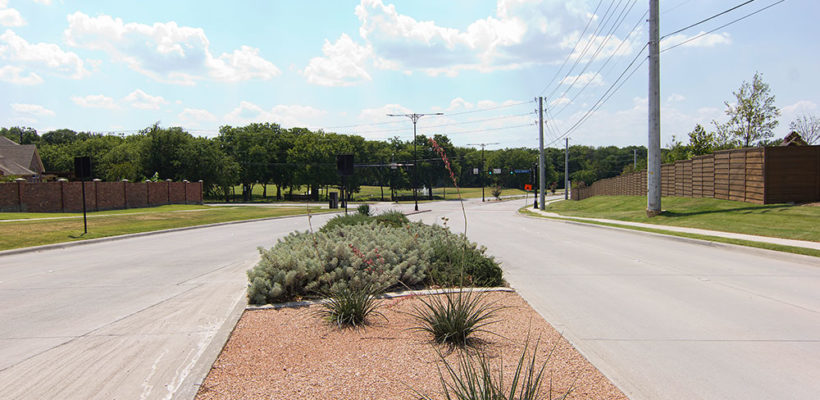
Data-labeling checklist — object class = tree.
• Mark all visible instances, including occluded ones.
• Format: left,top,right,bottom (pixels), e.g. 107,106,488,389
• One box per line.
720,72,780,147
789,113,820,144
687,124,716,156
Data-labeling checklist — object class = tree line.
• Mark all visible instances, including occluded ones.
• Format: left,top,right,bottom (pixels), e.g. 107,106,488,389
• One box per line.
0,123,657,200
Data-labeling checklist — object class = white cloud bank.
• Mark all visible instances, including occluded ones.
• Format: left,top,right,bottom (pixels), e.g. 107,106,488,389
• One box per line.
0,29,89,82
12,103,54,117
64,12,281,85
0,0,24,27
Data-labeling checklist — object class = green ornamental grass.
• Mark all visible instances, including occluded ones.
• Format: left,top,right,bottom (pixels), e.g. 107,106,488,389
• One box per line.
318,284,385,328
418,336,574,400
411,290,502,347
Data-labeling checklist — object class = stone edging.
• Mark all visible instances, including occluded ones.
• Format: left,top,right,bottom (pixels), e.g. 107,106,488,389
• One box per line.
246,287,515,310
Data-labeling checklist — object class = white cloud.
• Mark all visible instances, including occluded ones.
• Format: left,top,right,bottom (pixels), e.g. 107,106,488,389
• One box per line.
0,6,24,27
0,29,88,79
0,64,42,84
781,100,817,116
549,97,570,107
667,94,685,103
11,103,54,117
346,0,634,77
660,31,731,50
71,94,118,109
64,12,280,85
178,108,217,123
224,101,327,128
123,89,167,110
302,33,372,87
560,72,603,87
31,0,52,4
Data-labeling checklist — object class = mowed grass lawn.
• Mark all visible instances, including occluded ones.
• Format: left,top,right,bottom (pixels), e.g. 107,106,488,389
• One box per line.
546,196,820,242
0,204,322,251
216,184,528,202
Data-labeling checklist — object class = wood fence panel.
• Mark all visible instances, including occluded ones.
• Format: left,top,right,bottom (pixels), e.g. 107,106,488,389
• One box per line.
729,150,746,202
745,149,765,204
683,160,693,197
714,152,730,200
702,154,715,198
764,146,820,204
692,158,703,197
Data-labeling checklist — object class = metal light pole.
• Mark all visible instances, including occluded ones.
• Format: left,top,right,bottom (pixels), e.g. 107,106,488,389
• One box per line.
467,142,499,202
387,112,443,211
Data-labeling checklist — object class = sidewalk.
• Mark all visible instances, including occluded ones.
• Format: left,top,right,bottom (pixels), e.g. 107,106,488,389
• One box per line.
527,206,820,251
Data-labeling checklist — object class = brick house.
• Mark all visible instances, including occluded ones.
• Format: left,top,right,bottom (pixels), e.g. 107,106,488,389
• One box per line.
0,136,45,181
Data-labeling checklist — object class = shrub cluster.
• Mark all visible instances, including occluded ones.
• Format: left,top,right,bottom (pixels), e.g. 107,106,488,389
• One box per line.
247,219,502,305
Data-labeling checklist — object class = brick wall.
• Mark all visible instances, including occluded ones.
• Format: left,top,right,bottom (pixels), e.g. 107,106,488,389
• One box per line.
0,181,203,212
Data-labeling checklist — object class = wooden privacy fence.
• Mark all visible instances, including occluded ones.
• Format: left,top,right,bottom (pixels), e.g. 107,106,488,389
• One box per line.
572,146,820,204
0,180,203,212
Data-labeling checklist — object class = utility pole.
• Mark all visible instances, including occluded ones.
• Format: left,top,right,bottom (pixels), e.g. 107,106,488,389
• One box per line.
647,0,662,216
387,112,443,211
564,137,569,200
538,97,546,210
467,142,499,202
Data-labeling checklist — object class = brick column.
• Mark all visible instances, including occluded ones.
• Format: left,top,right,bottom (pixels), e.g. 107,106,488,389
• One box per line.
183,180,189,205
122,179,128,209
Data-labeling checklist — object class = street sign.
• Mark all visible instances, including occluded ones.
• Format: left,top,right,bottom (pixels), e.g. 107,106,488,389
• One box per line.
514,169,531,174
473,168,479,175
493,168,501,174
524,184,532,191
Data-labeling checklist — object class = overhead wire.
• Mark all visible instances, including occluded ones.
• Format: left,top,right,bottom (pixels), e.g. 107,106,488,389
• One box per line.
661,0,785,53
548,0,639,107
539,0,604,95
660,0,756,40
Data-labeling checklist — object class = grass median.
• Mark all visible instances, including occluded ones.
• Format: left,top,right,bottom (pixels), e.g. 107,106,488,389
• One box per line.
0,204,325,251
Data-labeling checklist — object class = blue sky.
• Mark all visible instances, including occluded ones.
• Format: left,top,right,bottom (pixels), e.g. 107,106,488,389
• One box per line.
1,0,817,150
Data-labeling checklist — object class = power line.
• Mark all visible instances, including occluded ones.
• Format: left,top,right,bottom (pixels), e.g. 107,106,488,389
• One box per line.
661,0,756,39
549,0,640,106
543,0,627,102
661,0,785,53
539,0,604,95
551,5,647,118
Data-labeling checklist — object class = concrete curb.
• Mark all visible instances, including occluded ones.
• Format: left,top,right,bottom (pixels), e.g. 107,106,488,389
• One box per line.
0,210,343,258
518,209,819,264
172,288,249,400
247,287,515,310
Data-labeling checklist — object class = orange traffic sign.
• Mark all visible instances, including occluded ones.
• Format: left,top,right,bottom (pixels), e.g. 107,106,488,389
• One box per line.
524,184,532,191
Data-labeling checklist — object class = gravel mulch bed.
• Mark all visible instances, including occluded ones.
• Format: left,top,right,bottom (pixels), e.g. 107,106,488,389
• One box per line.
196,291,626,399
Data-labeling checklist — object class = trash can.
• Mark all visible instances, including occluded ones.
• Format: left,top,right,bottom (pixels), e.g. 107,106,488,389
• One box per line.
329,192,338,209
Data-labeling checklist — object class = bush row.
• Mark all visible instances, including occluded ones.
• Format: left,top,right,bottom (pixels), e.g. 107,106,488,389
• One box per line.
247,215,502,305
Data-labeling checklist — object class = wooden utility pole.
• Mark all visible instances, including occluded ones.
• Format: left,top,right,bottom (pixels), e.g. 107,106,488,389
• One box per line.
538,97,546,210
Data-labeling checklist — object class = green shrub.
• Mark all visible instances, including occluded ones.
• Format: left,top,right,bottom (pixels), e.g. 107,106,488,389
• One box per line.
429,240,503,287
411,290,501,347
416,337,572,400
318,284,384,328
492,185,503,200
248,221,450,304
319,213,371,233
357,204,371,216
374,210,409,227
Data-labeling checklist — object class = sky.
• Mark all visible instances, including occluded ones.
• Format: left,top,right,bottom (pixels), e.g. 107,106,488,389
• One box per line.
1,0,818,151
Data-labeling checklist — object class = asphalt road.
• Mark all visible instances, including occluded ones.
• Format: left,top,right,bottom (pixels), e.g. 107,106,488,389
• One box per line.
405,198,820,400
1,198,818,400
0,211,339,400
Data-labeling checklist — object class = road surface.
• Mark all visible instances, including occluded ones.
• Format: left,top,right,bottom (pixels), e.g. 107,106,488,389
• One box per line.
2,198,818,399
405,198,820,400
0,211,338,400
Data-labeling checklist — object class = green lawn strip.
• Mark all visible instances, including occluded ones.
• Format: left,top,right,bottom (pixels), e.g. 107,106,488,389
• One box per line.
519,208,820,258
0,204,213,221
213,184,527,202
0,206,325,251
545,196,820,242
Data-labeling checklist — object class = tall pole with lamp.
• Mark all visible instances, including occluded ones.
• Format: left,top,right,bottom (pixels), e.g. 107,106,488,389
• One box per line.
387,112,443,211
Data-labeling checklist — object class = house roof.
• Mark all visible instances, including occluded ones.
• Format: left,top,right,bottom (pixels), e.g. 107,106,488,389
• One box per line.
0,136,19,146
781,131,809,146
0,144,44,177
